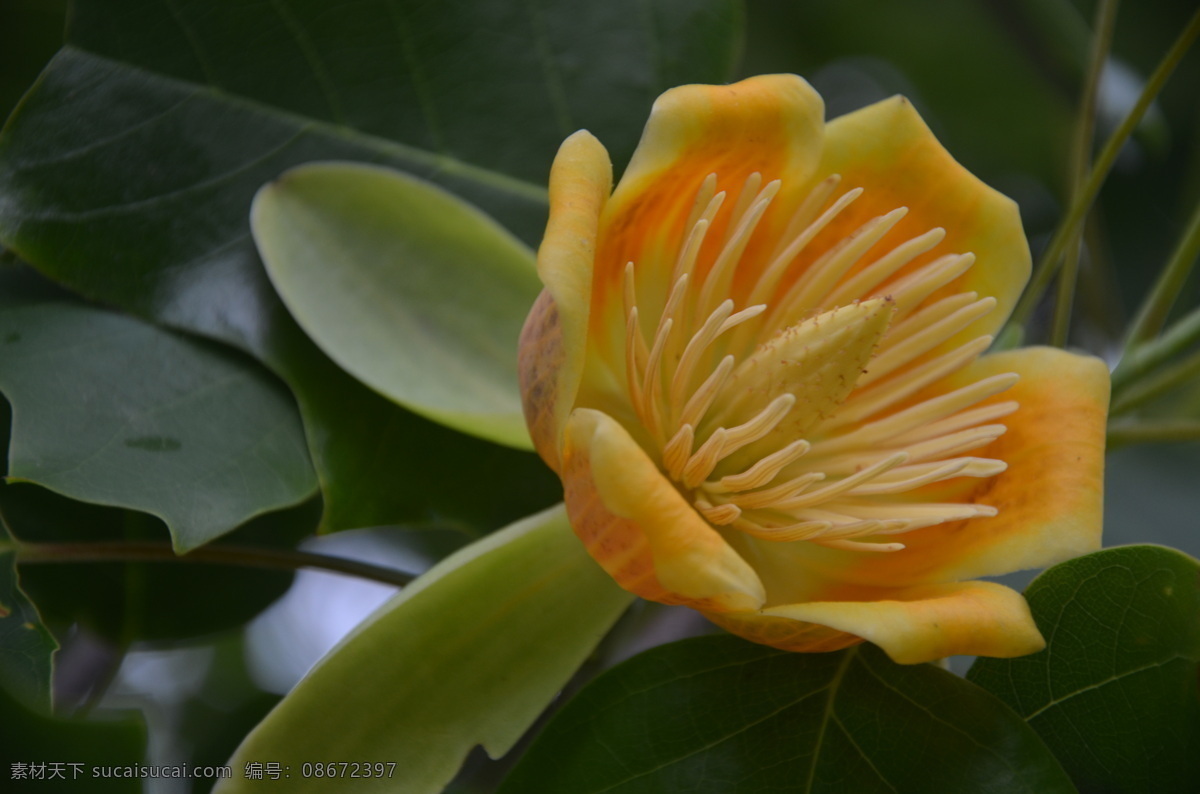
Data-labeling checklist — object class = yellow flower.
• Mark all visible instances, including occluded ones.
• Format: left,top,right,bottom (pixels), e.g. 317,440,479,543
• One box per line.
518,75,1109,664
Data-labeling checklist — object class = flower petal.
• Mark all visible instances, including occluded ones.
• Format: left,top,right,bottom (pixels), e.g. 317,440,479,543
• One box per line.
834,346,1109,588
562,408,766,612
721,580,1045,664
582,75,826,385
813,96,1030,350
519,131,613,467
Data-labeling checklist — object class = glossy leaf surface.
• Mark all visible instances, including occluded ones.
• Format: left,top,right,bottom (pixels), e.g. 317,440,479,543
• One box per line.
502,635,1076,793
220,506,633,794
253,163,540,448
969,545,1200,793
0,0,739,531
0,299,316,552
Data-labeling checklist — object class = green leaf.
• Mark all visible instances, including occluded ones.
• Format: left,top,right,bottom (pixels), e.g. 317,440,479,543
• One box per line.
0,515,57,714
219,505,633,794
501,636,1076,794
1,685,146,792
252,163,540,448
0,0,741,529
4,482,320,643
968,545,1200,793
0,298,317,552
280,347,560,534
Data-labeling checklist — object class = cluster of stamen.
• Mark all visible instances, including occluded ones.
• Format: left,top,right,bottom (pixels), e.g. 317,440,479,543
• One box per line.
621,172,1015,553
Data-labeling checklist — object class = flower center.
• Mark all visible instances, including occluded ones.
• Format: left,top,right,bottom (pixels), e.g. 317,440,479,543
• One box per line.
621,172,1015,553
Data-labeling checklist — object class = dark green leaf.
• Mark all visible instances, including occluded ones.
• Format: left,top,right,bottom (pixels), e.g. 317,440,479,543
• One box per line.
0,0,740,531
0,298,316,552
0,512,57,714
0,685,146,792
968,545,1200,793
4,482,320,643
501,635,1076,794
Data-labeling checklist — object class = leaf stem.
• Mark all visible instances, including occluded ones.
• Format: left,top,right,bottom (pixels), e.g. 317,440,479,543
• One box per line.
11,541,416,588
1112,302,1200,394
1108,420,1200,447
1110,347,1200,416
1122,196,1200,351
1050,0,1118,348
1004,6,1200,339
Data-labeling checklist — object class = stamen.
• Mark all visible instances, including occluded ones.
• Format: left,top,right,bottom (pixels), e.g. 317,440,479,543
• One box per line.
770,207,909,326
895,423,1008,464
748,186,864,308
715,393,796,461
847,458,1005,495
672,192,726,285
694,498,742,525
825,335,992,430
670,300,735,410
708,439,811,493
767,453,908,511
662,424,695,481
681,427,728,489
723,173,764,243
697,180,781,315
677,355,735,430
722,471,825,510
766,174,843,262
890,401,1018,446
825,227,946,307
822,500,998,527
622,261,637,315
624,306,646,417
640,317,673,441
683,173,718,235
672,219,711,287
882,292,982,349
670,301,765,411
858,297,996,387
883,252,977,319
811,538,905,553
733,516,834,542
814,373,1018,456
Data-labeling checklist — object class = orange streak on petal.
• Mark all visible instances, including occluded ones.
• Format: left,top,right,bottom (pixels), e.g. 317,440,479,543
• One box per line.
834,347,1109,588
562,408,766,613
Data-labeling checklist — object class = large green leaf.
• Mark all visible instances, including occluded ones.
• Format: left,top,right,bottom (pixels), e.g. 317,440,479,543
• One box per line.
500,636,1076,794
252,163,540,448
0,298,316,552
0,514,56,714
968,545,1200,793
219,506,633,794
0,0,741,531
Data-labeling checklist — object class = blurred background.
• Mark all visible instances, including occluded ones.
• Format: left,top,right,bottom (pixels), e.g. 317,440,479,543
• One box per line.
2,0,1198,791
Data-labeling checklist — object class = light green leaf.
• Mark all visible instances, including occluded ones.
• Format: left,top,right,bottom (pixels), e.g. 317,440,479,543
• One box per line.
0,298,317,552
219,505,633,793
252,163,540,448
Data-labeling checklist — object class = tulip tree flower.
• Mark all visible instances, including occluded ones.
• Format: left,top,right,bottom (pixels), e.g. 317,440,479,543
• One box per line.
518,74,1109,665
